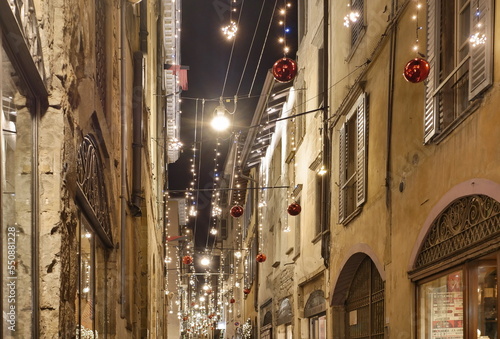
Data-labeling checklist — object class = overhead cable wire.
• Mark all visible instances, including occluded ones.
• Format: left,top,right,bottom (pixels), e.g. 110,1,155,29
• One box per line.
236,0,267,96
248,0,278,96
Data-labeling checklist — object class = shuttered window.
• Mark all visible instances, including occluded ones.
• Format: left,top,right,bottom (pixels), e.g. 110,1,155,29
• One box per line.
424,0,493,143
339,93,367,223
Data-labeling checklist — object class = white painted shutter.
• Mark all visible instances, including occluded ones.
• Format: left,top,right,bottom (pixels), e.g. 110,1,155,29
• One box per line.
423,0,437,143
355,94,367,207
469,0,493,100
338,124,347,222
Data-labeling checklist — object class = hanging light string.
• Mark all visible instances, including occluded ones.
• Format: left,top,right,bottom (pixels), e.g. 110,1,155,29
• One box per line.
188,99,200,218
278,1,292,56
192,99,205,243
411,2,424,55
221,0,246,97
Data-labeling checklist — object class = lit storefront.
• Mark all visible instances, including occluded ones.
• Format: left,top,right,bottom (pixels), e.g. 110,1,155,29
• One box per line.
1,0,47,336
409,181,500,338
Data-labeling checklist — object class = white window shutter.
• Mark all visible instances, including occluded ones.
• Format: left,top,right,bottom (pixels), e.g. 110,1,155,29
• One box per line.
424,0,437,143
338,124,347,222
469,0,493,100
355,94,367,207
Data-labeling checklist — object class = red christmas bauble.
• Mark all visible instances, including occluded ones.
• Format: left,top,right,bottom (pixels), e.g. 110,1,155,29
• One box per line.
243,288,251,295
272,57,298,83
183,316,189,321
182,255,193,265
403,58,430,83
287,202,302,216
256,253,267,263
230,298,236,304
230,205,244,218
206,289,213,294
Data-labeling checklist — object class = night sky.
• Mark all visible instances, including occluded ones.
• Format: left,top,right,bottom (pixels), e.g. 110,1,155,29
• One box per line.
168,0,297,250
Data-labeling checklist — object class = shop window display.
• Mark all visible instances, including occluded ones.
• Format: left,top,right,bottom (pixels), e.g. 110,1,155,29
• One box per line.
1,44,34,338
418,259,498,338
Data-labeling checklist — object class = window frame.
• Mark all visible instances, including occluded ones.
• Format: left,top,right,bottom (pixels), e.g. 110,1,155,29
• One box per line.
338,93,367,224
416,253,500,338
424,0,493,143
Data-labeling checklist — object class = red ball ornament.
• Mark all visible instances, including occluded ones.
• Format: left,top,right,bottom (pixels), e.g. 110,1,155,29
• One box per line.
206,289,213,294
272,57,298,83
183,316,189,321
182,255,193,265
230,298,236,304
256,253,267,263
403,57,430,83
243,288,251,295
230,205,244,218
287,202,302,216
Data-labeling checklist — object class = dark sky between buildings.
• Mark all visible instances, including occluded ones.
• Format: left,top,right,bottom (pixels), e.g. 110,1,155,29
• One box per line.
168,0,297,250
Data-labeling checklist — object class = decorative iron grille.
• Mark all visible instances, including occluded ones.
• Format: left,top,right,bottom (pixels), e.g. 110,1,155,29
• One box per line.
415,195,500,269
76,135,112,246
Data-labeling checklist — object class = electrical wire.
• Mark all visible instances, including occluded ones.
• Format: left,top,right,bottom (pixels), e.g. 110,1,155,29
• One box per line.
249,0,278,96
235,0,267,96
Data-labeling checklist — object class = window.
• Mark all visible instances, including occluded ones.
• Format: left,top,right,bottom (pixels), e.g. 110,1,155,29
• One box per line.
317,47,324,108
1,43,35,338
411,194,500,338
75,135,112,338
339,93,367,223
309,314,326,339
350,0,365,47
424,0,493,143
315,177,322,236
417,257,498,338
77,216,108,338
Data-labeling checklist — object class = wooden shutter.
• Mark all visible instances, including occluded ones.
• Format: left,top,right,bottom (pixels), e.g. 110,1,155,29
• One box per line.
423,0,437,143
468,0,493,100
338,124,347,222
355,94,367,207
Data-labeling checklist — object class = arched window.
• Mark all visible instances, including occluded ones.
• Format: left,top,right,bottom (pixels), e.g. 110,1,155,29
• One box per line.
410,194,500,338
75,134,112,338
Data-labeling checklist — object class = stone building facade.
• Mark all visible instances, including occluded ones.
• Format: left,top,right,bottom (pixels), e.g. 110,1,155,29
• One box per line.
1,0,181,337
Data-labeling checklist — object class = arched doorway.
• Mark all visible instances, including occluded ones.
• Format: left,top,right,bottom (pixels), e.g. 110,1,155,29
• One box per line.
330,253,385,338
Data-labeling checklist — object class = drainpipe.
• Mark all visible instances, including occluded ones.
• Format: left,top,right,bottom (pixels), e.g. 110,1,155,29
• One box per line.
321,0,330,267
120,0,128,319
131,51,143,217
386,1,397,208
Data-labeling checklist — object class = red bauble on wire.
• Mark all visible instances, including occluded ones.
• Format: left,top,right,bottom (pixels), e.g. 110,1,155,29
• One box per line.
182,255,193,265
403,57,430,83
272,57,298,83
230,205,244,218
287,202,302,216
229,298,236,304
243,288,251,295
256,253,267,263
